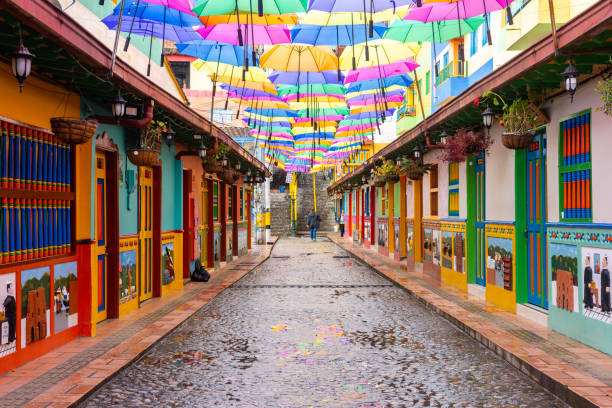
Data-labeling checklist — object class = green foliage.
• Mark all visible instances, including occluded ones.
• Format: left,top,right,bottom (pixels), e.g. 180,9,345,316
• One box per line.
482,90,539,134
595,77,612,116
487,245,512,259
551,254,578,284
21,272,51,312
214,144,230,161
372,159,399,177
399,157,434,175
54,273,77,294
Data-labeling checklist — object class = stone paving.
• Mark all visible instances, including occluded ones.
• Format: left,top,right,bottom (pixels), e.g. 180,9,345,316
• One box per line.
81,237,566,407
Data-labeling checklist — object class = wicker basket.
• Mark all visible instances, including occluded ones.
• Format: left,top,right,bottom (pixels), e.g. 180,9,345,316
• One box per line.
218,171,236,185
373,176,386,187
385,174,400,183
407,170,425,181
50,117,98,145
203,161,224,175
127,149,160,167
502,132,534,150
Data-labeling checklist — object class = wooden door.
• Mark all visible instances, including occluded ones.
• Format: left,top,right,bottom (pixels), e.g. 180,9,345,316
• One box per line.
475,153,486,286
139,167,153,302
95,152,108,323
527,131,548,308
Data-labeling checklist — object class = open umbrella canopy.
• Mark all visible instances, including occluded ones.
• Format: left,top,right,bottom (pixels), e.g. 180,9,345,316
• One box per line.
192,0,307,16
211,75,278,93
276,83,346,96
283,94,345,103
102,15,201,42
268,70,344,85
340,40,420,69
111,2,201,26
385,16,485,42
290,23,387,46
347,95,405,106
197,23,290,45
344,59,419,82
403,0,513,22
199,12,298,25
232,99,290,109
346,73,413,92
142,0,196,14
297,107,350,117
220,83,278,98
176,41,257,65
299,9,407,25
199,63,269,81
246,108,298,117
260,45,338,72
308,0,414,13
346,88,405,102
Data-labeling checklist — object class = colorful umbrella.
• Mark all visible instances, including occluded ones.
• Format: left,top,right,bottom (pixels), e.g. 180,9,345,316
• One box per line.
404,0,513,22
268,70,344,85
176,41,258,66
199,12,297,25
340,40,420,70
346,74,413,93
192,0,307,16
299,9,407,25
290,23,387,45
384,16,485,43
260,45,338,72
344,59,419,82
276,83,346,96
197,23,290,45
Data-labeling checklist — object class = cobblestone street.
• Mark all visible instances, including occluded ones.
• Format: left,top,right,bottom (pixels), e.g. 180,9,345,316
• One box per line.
81,237,566,407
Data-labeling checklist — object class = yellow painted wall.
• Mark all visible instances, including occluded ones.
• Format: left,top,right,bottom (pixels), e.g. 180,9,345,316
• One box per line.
161,231,184,296
119,237,140,317
485,224,516,313
441,222,468,292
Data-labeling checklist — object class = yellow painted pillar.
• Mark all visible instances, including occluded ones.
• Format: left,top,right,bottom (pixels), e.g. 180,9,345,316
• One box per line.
414,179,423,263
400,177,407,258
388,182,394,255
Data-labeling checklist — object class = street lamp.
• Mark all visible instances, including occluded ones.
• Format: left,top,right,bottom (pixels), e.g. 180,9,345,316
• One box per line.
561,62,579,103
11,38,34,93
439,131,448,145
482,106,494,134
395,156,403,167
235,162,241,171
199,146,207,158
414,148,421,159
165,126,175,147
112,91,127,122
222,155,228,167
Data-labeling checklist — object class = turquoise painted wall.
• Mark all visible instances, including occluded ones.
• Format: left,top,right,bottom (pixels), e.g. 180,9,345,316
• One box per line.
79,0,163,67
160,143,183,231
547,226,612,355
82,98,139,238
394,182,401,218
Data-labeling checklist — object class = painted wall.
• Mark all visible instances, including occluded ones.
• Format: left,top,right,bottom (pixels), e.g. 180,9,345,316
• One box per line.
485,125,516,222
161,143,183,231
543,79,611,224
438,160,449,218
406,179,414,219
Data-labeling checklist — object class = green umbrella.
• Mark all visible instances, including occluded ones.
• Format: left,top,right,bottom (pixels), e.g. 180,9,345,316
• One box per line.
383,16,485,43
297,107,350,117
277,83,347,96
192,0,307,16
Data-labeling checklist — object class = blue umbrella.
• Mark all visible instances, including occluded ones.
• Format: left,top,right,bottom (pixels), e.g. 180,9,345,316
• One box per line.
245,108,298,118
344,109,396,121
102,15,201,75
346,74,413,93
112,2,201,26
176,41,258,66
268,70,344,86
290,23,387,46
244,119,293,128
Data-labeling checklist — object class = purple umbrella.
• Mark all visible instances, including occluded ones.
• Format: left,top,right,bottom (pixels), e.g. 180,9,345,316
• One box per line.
268,70,345,85
344,59,419,83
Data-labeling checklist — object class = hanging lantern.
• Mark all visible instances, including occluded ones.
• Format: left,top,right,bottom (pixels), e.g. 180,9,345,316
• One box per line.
112,91,127,122
165,126,175,147
235,162,241,171
414,149,421,159
11,38,34,93
395,156,403,167
482,107,494,132
199,146,207,158
561,62,579,103
222,155,228,167
440,131,448,145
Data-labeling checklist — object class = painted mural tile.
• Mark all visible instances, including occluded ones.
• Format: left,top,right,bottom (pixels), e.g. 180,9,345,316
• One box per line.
53,262,78,334
20,266,51,348
454,232,465,274
0,272,17,357
487,237,513,290
432,230,441,266
162,243,176,286
550,243,579,313
423,228,432,262
582,247,612,324
442,231,453,269
119,250,138,304
406,226,414,257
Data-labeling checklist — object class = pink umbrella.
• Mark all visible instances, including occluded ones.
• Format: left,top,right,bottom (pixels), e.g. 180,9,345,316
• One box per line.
345,59,419,83
294,115,345,122
143,0,195,15
229,92,283,101
282,93,345,102
347,95,405,106
197,24,290,45
404,0,514,22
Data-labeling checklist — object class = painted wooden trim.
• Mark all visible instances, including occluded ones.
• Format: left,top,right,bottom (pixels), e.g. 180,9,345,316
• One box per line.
514,148,528,304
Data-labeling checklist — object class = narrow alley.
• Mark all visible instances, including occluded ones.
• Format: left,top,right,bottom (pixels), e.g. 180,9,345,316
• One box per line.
81,238,565,407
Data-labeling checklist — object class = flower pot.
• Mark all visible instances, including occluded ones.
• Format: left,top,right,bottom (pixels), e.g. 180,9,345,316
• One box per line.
385,174,400,183
218,170,237,185
407,170,425,181
203,161,224,175
127,149,160,167
502,132,533,150
50,117,98,145
373,176,386,187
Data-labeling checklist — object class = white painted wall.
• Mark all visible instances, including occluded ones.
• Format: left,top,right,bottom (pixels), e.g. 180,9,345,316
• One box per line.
485,124,515,222
406,178,414,218
542,79,612,224
438,160,449,218
459,161,468,219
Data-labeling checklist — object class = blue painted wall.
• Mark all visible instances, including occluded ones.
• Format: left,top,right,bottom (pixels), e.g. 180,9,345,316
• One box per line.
160,143,183,231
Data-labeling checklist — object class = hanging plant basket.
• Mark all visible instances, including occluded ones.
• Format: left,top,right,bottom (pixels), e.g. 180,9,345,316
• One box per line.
217,170,237,185
385,174,400,183
502,131,534,150
50,117,98,145
203,160,224,175
407,170,426,181
373,176,386,187
127,149,160,167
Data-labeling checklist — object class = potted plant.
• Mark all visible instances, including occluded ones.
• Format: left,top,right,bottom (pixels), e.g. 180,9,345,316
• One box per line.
595,76,612,117
127,120,166,167
372,159,400,185
50,117,98,145
203,143,229,175
399,157,434,180
481,90,547,149
440,128,493,162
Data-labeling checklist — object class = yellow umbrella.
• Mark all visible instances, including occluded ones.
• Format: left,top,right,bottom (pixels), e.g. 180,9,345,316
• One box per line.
289,101,347,110
244,113,295,122
231,99,290,109
299,9,408,25
293,126,337,134
346,86,405,98
198,62,270,81
293,120,338,128
340,40,420,70
212,75,278,94
350,101,403,113
199,12,298,26
260,45,338,72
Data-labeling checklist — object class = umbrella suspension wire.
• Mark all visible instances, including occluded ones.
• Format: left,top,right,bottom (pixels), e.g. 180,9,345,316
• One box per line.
351,14,357,70
235,82,246,119
258,0,264,17
336,26,342,82
369,0,375,38
505,0,514,25
225,65,234,110
363,0,370,61
250,1,257,65
147,22,154,76
431,23,438,78
374,46,388,111
160,6,167,65
297,50,301,102
123,0,141,52
109,0,127,76
456,5,464,61
482,0,492,45
236,0,244,46
413,70,428,131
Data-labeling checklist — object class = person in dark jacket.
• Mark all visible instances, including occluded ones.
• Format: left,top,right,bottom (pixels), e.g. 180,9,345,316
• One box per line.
584,255,594,310
307,209,321,241
601,256,610,313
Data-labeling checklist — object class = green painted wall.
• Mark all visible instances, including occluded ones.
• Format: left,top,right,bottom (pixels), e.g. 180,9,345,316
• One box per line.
82,98,139,238
466,157,476,284
160,143,183,231
514,150,528,303
394,182,401,218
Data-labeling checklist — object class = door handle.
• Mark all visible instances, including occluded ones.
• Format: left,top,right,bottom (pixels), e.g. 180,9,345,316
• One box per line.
524,229,528,239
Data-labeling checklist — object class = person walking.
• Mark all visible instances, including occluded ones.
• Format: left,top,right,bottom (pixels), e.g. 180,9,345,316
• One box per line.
307,208,321,241
339,211,345,237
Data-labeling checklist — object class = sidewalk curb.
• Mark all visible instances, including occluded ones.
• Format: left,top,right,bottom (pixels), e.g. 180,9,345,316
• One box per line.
69,239,278,407
328,235,596,408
